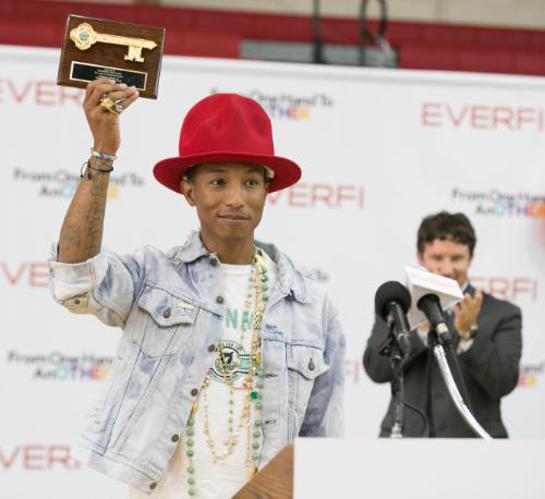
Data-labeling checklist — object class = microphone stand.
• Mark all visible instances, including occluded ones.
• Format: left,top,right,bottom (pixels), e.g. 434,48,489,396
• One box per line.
428,330,493,440
379,327,410,438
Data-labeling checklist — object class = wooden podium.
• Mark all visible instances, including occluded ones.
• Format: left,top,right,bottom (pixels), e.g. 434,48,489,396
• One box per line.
233,438,545,498
234,445,294,498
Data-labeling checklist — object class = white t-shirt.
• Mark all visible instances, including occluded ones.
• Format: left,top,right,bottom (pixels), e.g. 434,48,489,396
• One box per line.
128,252,276,499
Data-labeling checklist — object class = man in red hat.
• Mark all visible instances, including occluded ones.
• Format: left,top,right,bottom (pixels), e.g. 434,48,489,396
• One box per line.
49,78,345,498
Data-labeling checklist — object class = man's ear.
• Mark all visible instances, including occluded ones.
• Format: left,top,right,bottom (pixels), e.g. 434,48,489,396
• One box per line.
416,251,424,266
180,177,196,206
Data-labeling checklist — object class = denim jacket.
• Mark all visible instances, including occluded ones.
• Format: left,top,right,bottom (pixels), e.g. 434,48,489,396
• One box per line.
48,232,345,493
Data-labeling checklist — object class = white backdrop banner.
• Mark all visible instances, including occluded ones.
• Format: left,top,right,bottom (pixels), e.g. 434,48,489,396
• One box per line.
1,45,544,498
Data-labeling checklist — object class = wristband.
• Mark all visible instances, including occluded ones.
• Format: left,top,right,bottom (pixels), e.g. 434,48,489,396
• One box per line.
90,148,117,162
80,160,114,179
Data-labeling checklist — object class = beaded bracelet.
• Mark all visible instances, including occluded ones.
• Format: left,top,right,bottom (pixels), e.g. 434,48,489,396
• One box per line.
80,160,114,179
90,148,117,162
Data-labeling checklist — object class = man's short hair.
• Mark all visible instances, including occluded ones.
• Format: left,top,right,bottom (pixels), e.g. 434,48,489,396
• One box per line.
417,211,477,257
185,165,198,183
184,164,272,184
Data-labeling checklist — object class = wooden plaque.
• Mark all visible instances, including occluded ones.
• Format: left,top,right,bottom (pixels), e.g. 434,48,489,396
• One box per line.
57,15,165,99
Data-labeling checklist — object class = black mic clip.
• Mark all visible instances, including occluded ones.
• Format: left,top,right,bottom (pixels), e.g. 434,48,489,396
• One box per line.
417,293,452,346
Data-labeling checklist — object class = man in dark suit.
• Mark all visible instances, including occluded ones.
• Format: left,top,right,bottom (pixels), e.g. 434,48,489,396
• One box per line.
363,211,522,438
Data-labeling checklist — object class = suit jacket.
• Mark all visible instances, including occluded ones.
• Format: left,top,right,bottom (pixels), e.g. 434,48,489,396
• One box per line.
363,286,522,438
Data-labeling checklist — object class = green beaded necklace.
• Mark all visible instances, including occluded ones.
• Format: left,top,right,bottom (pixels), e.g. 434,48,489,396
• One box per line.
184,247,269,497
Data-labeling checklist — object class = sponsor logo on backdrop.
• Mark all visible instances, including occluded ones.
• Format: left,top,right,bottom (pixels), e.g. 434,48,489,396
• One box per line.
13,167,145,199
268,183,364,209
451,187,545,218
421,102,545,132
518,361,545,387
210,88,334,120
0,78,84,106
6,351,112,381
0,444,80,470
471,276,538,302
1,261,48,287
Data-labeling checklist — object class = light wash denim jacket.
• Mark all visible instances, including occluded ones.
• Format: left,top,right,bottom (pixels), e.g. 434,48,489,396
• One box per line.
49,232,345,493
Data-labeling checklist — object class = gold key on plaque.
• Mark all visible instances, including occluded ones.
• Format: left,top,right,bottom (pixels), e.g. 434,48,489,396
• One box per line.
70,22,157,63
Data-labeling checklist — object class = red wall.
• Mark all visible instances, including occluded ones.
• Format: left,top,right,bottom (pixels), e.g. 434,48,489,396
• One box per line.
2,0,545,75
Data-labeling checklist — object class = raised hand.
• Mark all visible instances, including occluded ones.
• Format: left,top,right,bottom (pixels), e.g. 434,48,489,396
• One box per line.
454,289,483,340
83,77,139,156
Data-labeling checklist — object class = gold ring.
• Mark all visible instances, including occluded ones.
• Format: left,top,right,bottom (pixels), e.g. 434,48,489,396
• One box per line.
99,96,122,116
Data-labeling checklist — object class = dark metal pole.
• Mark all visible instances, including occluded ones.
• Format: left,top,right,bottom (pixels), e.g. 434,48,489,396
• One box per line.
359,0,390,66
312,0,324,64
359,0,368,66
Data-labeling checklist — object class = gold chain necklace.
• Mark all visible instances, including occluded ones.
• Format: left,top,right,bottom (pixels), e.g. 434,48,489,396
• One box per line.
184,248,269,497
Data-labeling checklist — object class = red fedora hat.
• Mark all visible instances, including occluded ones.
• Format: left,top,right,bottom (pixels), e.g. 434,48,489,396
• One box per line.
153,93,301,194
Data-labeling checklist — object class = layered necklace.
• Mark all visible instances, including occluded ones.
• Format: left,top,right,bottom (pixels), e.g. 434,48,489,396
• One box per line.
184,247,269,497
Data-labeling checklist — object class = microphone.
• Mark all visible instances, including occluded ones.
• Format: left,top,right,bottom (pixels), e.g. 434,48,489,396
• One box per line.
375,281,412,355
405,266,463,341
416,293,450,339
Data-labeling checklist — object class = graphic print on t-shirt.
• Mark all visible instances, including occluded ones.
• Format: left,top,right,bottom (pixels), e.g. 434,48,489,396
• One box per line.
208,338,250,384
208,302,255,384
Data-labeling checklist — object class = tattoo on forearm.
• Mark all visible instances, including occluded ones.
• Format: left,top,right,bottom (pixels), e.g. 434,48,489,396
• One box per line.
85,198,105,253
58,165,110,263
64,227,83,247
